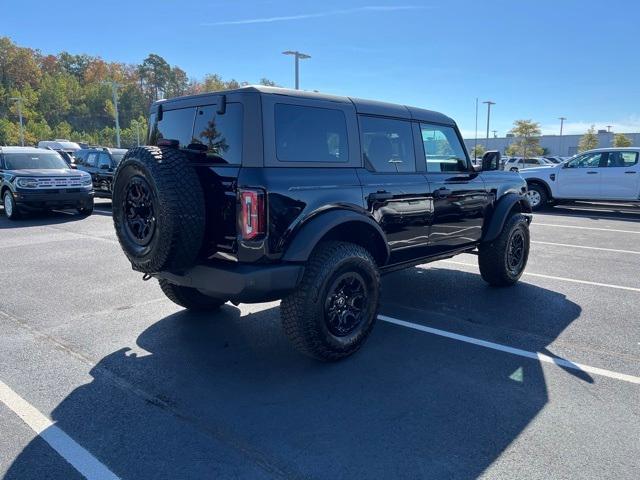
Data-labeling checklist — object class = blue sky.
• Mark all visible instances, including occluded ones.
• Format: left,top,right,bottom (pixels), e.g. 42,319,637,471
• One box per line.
4,0,640,138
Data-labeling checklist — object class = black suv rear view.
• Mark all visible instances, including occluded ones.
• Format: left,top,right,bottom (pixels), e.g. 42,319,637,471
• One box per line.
111,86,531,361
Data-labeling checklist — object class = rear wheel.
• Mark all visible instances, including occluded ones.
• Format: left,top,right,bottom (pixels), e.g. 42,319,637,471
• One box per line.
3,191,20,220
478,213,530,287
158,279,226,311
281,241,380,361
526,183,548,211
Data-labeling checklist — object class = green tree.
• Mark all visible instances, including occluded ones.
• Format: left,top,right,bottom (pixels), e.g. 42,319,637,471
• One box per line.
613,133,632,148
470,144,486,158
505,120,543,158
578,126,599,152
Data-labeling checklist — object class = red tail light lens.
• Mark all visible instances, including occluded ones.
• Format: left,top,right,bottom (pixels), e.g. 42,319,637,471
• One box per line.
240,189,265,240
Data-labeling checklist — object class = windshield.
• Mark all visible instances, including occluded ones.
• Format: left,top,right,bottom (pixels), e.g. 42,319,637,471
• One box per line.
3,152,69,170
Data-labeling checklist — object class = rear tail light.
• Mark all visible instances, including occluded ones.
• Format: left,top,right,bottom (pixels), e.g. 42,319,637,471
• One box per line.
240,189,265,240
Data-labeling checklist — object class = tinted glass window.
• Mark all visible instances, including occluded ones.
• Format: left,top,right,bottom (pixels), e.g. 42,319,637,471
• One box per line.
566,153,603,168
4,152,68,170
360,116,415,173
191,103,243,165
275,104,348,163
152,107,196,149
86,152,98,167
606,151,638,167
421,124,468,173
111,152,125,164
74,150,88,164
97,153,111,169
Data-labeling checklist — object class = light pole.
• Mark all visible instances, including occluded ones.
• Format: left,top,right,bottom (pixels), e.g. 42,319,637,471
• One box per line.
102,80,121,147
9,97,24,146
473,98,479,161
131,119,141,146
483,101,495,149
282,50,311,90
492,130,498,138
558,117,566,155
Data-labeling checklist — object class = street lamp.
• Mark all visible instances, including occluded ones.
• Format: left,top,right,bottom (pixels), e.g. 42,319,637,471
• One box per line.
483,101,495,149
282,50,311,90
102,80,122,148
558,117,566,155
9,97,24,146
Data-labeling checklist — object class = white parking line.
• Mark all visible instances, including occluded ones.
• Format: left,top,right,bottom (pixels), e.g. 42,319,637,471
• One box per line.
534,223,640,234
0,379,120,480
531,240,640,255
440,260,640,293
378,315,640,385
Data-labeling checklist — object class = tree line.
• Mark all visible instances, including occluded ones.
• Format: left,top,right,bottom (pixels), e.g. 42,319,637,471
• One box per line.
470,121,633,159
0,37,277,147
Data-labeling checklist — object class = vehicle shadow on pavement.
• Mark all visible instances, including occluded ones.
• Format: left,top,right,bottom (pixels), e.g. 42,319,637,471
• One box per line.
5,269,584,479
538,203,640,223
0,208,88,229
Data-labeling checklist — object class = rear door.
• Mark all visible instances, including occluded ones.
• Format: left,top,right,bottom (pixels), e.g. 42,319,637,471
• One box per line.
599,151,640,200
556,152,604,199
84,152,99,188
95,152,114,194
420,123,488,250
356,115,433,265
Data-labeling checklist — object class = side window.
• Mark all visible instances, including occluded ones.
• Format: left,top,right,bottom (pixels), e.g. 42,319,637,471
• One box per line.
566,153,603,168
420,123,469,173
74,150,87,165
153,107,196,149
97,153,112,169
275,104,348,163
191,103,243,165
86,152,98,168
360,116,415,173
606,151,639,167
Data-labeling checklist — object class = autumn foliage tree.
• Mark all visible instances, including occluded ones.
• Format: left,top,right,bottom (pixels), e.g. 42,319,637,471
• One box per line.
0,36,277,147
578,126,599,152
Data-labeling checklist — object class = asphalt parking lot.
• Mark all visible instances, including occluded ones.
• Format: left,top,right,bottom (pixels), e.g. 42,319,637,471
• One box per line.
1,199,639,480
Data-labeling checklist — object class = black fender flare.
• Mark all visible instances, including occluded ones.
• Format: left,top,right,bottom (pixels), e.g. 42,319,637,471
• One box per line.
282,209,390,265
482,193,532,242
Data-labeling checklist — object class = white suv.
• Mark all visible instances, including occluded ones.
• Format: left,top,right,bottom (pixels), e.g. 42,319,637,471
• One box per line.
504,157,555,172
519,148,640,210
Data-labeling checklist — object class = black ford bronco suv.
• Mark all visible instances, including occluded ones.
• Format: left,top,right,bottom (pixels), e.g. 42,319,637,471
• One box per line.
112,86,531,361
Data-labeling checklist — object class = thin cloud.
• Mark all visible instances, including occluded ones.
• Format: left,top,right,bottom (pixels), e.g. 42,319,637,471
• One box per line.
203,6,429,26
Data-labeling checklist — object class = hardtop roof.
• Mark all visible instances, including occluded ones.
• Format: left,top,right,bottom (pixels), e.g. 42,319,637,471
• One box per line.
154,85,456,126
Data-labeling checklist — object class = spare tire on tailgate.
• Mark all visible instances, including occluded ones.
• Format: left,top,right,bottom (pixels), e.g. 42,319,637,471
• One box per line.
112,146,205,273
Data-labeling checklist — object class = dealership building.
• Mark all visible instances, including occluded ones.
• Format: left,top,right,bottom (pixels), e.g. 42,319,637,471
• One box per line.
464,130,640,157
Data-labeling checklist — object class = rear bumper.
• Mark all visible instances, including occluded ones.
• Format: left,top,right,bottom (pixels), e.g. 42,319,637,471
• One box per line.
154,261,305,303
14,190,94,210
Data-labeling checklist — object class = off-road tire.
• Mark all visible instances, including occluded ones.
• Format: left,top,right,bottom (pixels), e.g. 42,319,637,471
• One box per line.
112,146,205,273
526,183,548,211
281,241,380,361
3,191,20,220
158,279,226,311
478,213,530,287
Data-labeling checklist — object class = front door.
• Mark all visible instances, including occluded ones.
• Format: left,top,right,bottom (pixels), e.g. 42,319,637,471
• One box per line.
599,151,640,200
556,152,605,199
357,115,433,265
420,123,489,250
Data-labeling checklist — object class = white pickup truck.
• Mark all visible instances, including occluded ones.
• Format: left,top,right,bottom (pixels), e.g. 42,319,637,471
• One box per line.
519,148,640,210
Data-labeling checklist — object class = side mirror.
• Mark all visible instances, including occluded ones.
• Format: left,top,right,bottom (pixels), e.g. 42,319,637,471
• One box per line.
481,151,501,171
69,164,78,170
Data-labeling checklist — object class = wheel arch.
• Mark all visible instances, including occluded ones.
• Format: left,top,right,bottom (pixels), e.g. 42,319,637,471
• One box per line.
282,209,390,266
482,193,532,243
525,178,553,199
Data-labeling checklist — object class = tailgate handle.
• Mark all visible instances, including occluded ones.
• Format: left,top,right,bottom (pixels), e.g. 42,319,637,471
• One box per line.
586,171,599,174
435,187,452,198
625,171,636,174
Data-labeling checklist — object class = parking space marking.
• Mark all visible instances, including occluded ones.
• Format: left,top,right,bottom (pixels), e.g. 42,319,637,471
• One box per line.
0,379,120,480
531,240,640,255
440,260,640,293
378,315,640,385
534,223,640,234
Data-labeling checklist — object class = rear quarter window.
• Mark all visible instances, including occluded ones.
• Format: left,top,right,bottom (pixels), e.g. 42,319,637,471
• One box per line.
151,107,196,149
274,104,349,163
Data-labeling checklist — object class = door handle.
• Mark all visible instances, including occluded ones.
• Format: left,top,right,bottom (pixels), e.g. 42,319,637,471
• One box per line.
586,171,599,174
625,171,637,174
434,187,452,198
369,191,393,202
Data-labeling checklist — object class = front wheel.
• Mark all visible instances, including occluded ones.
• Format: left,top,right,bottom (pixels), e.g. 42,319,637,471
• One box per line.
3,191,20,220
478,213,530,287
281,241,380,361
525,184,548,211
77,198,94,216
